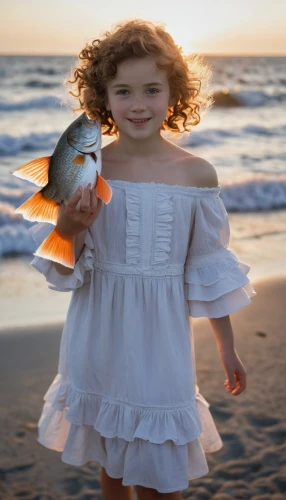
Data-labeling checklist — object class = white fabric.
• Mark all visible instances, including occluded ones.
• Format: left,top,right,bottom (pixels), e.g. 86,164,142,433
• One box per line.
31,180,256,493
184,194,257,318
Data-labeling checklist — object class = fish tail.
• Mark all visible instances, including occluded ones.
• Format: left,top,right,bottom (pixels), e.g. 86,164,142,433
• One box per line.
35,227,75,268
15,191,59,224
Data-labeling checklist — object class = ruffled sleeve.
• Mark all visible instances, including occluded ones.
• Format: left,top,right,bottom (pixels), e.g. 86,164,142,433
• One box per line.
29,222,95,292
184,193,257,318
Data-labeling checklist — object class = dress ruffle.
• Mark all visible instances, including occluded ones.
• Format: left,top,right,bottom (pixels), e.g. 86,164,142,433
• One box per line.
38,405,212,492
154,192,173,265
125,190,174,267
30,222,95,292
184,247,257,318
38,373,223,457
125,189,140,265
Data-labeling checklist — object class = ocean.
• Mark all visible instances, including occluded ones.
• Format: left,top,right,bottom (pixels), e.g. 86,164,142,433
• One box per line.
0,54,285,259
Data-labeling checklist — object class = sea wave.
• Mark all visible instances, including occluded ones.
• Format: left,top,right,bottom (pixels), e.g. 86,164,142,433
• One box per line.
179,124,286,147
24,79,60,89
0,132,59,156
0,178,285,258
213,89,286,107
0,201,36,257
0,95,66,111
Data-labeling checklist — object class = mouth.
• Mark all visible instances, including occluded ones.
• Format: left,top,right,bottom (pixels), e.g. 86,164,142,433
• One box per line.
84,141,98,148
127,118,152,124
69,138,98,147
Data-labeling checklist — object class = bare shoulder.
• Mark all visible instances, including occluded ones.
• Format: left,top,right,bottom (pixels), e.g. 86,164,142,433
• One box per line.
182,155,219,188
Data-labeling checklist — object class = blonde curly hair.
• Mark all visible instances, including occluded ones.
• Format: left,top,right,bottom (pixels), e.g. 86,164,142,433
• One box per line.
65,19,214,136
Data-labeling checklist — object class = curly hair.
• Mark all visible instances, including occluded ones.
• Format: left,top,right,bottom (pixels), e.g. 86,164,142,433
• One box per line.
65,19,214,136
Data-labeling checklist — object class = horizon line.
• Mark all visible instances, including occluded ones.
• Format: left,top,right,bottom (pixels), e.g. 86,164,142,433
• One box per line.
0,52,285,58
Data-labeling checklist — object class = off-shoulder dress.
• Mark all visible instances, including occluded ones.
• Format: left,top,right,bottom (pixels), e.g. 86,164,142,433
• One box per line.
30,179,256,494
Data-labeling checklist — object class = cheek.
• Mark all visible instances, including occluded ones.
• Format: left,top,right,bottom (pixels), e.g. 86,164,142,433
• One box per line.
109,98,127,116
151,93,170,109
151,98,169,117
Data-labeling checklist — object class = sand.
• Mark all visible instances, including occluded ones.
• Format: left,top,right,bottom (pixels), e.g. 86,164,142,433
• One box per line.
0,275,286,499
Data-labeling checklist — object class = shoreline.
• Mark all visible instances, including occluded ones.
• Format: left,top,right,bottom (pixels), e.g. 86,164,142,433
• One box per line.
0,209,285,330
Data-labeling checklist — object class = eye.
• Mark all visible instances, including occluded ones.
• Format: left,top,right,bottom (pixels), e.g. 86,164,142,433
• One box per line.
147,88,160,94
116,89,129,95
115,88,160,96
77,122,83,127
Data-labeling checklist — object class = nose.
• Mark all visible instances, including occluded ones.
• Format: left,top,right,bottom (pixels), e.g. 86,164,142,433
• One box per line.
129,96,147,112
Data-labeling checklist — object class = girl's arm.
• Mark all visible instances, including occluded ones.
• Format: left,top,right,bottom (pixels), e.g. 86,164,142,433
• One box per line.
183,163,255,397
209,315,234,352
209,315,247,397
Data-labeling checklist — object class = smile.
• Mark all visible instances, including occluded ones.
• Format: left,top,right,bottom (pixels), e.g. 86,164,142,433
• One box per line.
127,118,151,123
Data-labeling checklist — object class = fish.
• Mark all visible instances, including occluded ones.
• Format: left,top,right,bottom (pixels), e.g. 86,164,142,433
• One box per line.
12,112,112,268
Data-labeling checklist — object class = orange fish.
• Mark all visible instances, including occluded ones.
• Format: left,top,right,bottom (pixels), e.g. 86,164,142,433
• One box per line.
12,113,112,268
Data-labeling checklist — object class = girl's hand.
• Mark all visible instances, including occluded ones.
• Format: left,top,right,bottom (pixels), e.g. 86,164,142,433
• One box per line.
218,348,247,396
56,184,102,238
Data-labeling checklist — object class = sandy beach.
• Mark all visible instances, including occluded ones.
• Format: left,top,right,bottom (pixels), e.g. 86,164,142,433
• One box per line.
0,12,285,499
0,275,285,499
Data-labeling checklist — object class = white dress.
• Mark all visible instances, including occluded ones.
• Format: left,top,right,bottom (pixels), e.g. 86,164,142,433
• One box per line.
30,179,257,494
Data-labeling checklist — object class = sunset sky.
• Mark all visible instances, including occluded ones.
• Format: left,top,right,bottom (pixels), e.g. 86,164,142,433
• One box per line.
1,0,285,56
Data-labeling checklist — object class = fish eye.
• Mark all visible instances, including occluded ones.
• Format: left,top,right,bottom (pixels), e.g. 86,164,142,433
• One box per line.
77,122,83,127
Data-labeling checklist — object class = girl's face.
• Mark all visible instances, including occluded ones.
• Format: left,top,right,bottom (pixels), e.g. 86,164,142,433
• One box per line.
105,56,176,140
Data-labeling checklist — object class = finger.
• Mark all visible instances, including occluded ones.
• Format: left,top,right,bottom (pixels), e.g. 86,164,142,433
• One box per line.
226,386,234,393
227,379,236,389
224,380,232,391
85,199,103,226
75,197,82,213
225,376,237,391
231,379,246,396
80,184,92,212
231,385,245,396
233,383,246,396
90,188,99,213
67,187,82,209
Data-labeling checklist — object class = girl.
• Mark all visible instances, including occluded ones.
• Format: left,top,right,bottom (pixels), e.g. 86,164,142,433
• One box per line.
30,19,257,500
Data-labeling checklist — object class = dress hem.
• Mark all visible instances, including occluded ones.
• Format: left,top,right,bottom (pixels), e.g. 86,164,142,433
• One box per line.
43,373,211,446
38,436,214,494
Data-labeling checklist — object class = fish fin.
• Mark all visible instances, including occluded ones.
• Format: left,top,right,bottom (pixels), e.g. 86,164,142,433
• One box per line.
72,154,85,164
12,157,51,187
95,175,113,204
15,190,59,224
35,227,75,268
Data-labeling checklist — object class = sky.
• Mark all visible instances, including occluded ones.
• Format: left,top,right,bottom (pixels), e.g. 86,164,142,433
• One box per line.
0,0,285,56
